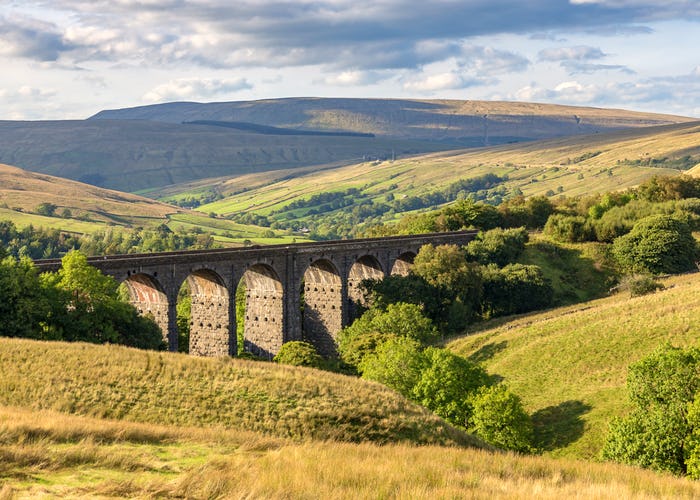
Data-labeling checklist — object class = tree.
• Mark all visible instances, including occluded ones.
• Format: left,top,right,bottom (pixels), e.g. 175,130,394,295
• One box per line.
469,384,534,452
543,214,593,243
480,264,553,318
359,274,442,323
43,250,164,349
413,244,483,323
602,344,700,476
465,227,529,266
35,202,57,217
274,341,324,368
612,215,698,274
412,347,492,427
359,336,426,397
435,200,503,231
0,255,50,338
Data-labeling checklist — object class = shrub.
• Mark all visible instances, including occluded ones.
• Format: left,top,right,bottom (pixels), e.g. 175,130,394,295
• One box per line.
273,341,324,368
359,337,426,397
543,214,593,243
412,347,492,428
612,215,698,274
480,263,553,317
337,331,395,371
469,385,534,452
465,227,529,266
616,274,665,297
602,344,700,476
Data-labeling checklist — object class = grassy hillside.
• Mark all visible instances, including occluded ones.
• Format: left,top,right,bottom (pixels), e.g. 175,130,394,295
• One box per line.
189,121,700,225
0,163,312,246
0,163,178,226
4,356,700,497
447,272,700,460
0,337,474,447
92,97,691,142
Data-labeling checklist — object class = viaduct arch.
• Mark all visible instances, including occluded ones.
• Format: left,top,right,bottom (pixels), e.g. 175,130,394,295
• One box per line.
37,231,477,358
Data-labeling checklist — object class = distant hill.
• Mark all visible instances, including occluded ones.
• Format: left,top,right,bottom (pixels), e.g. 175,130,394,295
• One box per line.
0,119,443,192
0,162,180,227
0,163,308,245
0,99,689,194
91,97,691,144
188,121,700,226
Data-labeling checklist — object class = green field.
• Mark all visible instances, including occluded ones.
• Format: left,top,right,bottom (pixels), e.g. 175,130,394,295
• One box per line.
447,271,700,460
189,121,700,230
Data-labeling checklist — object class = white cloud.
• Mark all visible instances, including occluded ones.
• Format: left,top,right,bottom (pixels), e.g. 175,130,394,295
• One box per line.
142,77,253,102
322,70,387,86
403,72,490,92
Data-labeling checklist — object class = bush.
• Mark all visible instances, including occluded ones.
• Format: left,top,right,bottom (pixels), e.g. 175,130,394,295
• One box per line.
602,344,700,476
359,337,426,397
480,263,553,317
465,227,529,266
612,215,698,274
616,274,665,297
339,302,439,346
412,347,492,427
543,214,593,243
469,384,534,452
273,341,324,368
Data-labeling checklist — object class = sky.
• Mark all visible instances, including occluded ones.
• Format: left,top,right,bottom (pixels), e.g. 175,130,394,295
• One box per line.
1,0,700,120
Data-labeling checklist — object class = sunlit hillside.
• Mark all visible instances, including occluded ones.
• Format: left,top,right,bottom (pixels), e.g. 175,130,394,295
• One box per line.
447,272,700,460
188,121,700,223
0,163,311,245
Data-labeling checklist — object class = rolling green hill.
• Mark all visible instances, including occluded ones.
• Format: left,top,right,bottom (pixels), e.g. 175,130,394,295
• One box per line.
0,163,311,245
447,271,700,460
184,121,700,229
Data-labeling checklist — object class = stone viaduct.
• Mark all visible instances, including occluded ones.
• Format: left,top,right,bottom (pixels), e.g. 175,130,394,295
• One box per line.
36,231,477,358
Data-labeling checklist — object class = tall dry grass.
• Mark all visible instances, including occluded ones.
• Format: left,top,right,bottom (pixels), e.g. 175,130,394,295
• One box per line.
0,338,478,447
2,405,700,499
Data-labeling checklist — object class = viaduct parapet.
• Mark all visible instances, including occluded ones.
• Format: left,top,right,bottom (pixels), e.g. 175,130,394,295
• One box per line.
36,231,477,358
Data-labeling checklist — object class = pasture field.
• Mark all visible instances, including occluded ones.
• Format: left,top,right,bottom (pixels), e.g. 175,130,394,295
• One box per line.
448,272,700,460
193,121,700,225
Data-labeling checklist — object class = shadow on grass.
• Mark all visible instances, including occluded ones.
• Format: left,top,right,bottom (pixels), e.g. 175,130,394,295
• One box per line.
467,341,508,363
531,400,592,452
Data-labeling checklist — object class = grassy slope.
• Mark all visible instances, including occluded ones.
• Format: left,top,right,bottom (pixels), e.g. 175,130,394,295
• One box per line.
0,163,311,245
0,163,178,225
3,400,700,497
195,121,700,219
0,337,475,447
447,272,700,460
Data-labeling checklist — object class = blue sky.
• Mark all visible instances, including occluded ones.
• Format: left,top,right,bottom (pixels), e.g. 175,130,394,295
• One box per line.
1,0,699,119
